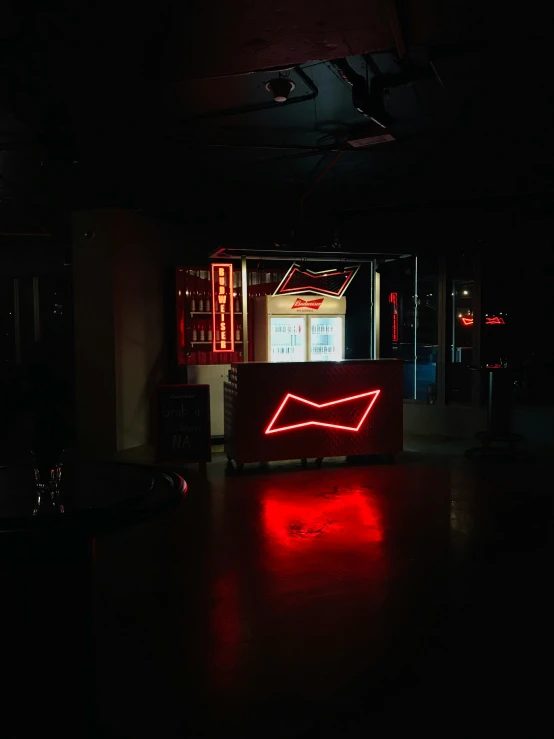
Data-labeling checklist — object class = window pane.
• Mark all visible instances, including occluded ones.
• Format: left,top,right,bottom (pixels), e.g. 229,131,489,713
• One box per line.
447,254,475,404
378,256,416,399
415,256,438,401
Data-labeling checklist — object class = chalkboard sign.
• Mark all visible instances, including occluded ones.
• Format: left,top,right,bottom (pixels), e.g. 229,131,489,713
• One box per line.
156,385,211,463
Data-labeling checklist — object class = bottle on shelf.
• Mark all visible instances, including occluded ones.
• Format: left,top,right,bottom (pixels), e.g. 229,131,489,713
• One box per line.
206,294,211,312
207,325,213,342
190,270,197,312
235,295,240,313
198,271,204,311
192,323,197,342
200,323,205,342
235,324,241,342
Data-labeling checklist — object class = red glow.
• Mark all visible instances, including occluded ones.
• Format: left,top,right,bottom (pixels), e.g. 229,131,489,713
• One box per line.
274,264,359,297
179,311,185,348
388,292,398,342
263,490,383,549
265,390,380,435
211,263,235,352
461,316,505,326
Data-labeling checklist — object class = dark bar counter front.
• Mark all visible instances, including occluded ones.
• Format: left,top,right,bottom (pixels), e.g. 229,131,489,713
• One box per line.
224,359,403,466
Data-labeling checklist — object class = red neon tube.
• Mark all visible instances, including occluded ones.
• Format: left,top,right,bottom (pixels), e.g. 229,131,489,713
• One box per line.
265,389,380,435
211,263,235,352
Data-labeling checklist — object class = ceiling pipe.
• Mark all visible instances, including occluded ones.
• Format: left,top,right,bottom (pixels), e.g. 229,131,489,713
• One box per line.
300,151,342,216
184,142,397,155
384,0,407,58
189,142,337,152
0,232,51,237
196,67,318,119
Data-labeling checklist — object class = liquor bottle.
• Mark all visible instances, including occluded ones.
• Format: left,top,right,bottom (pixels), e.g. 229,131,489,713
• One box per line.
192,324,197,342
207,325,213,342
206,294,211,312
235,296,240,313
191,270,197,312
235,325,241,342
200,323,205,341
199,271,204,311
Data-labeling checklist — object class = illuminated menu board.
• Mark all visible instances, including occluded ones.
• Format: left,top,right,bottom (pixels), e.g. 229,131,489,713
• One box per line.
211,263,235,352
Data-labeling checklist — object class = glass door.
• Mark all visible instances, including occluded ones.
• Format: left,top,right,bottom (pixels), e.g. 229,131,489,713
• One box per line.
269,316,306,362
309,316,343,361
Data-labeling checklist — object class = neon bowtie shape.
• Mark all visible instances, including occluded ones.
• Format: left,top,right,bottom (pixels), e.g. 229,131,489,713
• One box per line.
265,390,380,434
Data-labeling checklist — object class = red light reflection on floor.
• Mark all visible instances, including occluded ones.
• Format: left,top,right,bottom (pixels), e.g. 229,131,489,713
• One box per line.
209,572,242,683
263,488,383,549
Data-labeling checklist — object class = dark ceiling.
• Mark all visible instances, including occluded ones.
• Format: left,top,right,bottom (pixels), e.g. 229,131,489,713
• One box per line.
1,2,553,246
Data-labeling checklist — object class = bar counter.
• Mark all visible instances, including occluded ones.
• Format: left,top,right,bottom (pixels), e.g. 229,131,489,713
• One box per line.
224,359,403,467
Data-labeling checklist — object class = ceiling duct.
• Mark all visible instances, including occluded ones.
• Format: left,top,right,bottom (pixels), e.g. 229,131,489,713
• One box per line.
330,58,390,126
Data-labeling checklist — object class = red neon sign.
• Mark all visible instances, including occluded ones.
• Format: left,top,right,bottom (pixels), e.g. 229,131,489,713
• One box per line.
211,263,235,352
265,390,380,435
388,292,398,342
274,263,360,298
461,316,505,326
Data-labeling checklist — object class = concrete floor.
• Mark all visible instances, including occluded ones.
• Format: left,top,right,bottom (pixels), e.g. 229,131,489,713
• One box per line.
2,444,552,736
88,448,553,738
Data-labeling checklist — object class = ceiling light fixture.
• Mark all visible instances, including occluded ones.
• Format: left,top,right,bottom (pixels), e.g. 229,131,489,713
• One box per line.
266,77,295,103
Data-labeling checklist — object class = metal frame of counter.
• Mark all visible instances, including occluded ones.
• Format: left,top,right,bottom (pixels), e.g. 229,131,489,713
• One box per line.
224,360,403,467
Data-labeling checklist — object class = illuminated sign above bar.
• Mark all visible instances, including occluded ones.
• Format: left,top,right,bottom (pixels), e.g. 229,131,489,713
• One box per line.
388,292,398,342
461,316,505,326
273,263,360,298
211,263,235,352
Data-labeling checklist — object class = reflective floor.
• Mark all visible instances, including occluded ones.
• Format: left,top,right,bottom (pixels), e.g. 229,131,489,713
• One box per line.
2,449,552,737
93,452,553,737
